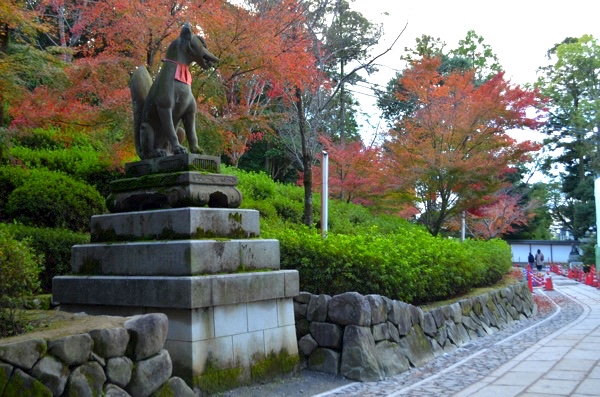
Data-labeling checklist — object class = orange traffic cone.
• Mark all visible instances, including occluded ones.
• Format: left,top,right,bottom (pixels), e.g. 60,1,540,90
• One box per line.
527,269,533,292
544,274,554,291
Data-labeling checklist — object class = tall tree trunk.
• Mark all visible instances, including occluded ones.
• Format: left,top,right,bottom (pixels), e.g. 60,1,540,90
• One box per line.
57,4,69,62
296,87,313,226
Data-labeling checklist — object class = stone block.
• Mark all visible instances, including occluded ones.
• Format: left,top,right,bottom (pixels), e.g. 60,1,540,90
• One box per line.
277,298,296,327
298,334,318,356
65,362,106,397
104,384,131,397
48,334,93,366
306,294,330,322
107,172,243,212
0,363,12,392
328,292,371,326
284,271,300,297
366,295,387,325
310,322,343,349
232,331,265,368
106,357,133,388
125,313,169,361
264,325,298,356
151,377,196,397
0,338,47,370
341,325,382,381
371,323,390,342
90,207,260,241
308,348,340,374
30,356,69,396
3,368,52,397
214,303,248,337
71,239,280,276
54,271,297,310
89,327,130,358
161,307,214,342
422,312,438,337
375,340,410,376
124,154,221,177
398,324,435,368
126,349,172,397
247,300,278,332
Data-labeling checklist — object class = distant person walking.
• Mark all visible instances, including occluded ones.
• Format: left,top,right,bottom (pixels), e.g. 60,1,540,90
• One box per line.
528,252,535,271
535,249,544,272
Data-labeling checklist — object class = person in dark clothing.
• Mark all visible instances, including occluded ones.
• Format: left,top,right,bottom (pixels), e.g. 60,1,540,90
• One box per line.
528,252,535,271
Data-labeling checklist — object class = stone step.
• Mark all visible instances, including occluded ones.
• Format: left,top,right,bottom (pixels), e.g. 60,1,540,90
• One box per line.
53,270,299,310
90,208,259,241
72,239,280,276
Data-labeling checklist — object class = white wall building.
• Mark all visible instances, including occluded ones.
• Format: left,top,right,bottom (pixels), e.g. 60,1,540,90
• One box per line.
506,240,582,264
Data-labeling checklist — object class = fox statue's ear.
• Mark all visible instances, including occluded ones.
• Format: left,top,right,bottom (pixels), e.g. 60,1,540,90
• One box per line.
181,22,192,41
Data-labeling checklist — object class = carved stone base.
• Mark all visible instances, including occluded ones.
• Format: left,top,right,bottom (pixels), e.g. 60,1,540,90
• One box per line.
107,172,243,212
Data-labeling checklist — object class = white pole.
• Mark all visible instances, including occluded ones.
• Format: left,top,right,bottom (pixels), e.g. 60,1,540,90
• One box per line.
461,211,466,241
595,177,600,266
321,151,329,240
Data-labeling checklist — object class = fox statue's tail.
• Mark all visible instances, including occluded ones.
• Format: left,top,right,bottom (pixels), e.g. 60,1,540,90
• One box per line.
130,66,153,157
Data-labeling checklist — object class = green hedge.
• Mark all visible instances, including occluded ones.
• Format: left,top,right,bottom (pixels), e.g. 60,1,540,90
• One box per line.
0,224,42,336
267,224,512,304
6,224,89,293
5,169,106,232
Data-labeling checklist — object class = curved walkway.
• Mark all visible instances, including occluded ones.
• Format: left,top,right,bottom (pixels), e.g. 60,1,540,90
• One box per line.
317,276,600,397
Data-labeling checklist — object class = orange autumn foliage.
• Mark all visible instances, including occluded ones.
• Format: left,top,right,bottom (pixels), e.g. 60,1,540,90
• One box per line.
9,0,319,165
384,57,542,235
312,137,385,205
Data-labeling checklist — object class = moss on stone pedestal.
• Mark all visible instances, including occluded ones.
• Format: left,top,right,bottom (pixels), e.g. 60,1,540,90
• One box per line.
193,350,299,394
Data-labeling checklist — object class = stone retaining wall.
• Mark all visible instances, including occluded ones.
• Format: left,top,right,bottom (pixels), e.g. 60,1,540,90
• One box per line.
294,281,536,381
0,313,195,397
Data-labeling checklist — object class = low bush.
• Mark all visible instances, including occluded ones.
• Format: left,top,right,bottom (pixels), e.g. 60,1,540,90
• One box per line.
267,224,512,305
5,169,106,232
0,165,30,212
228,166,514,304
7,224,89,293
9,145,122,196
0,224,42,336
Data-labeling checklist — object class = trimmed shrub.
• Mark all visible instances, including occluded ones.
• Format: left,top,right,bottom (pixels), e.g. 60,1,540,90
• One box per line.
0,165,30,212
9,145,122,196
5,169,106,232
7,224,89,293
269,224,512,305
0,224,42,336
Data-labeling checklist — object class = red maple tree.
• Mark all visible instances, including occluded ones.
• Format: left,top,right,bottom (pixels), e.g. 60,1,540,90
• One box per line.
311,137,385,205
448,191,536,240
384,57,543,236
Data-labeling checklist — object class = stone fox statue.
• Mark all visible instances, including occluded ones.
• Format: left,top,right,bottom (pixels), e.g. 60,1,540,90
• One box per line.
130,23,218,159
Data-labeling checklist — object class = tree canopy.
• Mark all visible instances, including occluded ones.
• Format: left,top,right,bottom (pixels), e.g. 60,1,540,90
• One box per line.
382,57,541,236
535,34,600,239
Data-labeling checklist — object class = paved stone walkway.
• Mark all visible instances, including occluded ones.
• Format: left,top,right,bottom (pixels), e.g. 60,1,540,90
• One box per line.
315,276,600,397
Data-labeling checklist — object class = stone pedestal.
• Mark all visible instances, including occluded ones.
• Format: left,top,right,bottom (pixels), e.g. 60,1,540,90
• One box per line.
53,156,299,393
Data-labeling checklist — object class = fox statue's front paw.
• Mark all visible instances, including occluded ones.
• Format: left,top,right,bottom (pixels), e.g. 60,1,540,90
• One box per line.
172,145,188,155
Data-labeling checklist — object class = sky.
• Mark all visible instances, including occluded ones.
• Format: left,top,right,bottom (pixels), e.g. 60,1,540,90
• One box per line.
349,0,600,144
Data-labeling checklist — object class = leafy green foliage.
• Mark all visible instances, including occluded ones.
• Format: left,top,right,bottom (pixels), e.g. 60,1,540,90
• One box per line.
0,224,42,336
0,165,30,212
267,223,511,304
535,35,600,239
225,166,513,304
5,169,106,232
6,223,89,293
10,127,124,196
